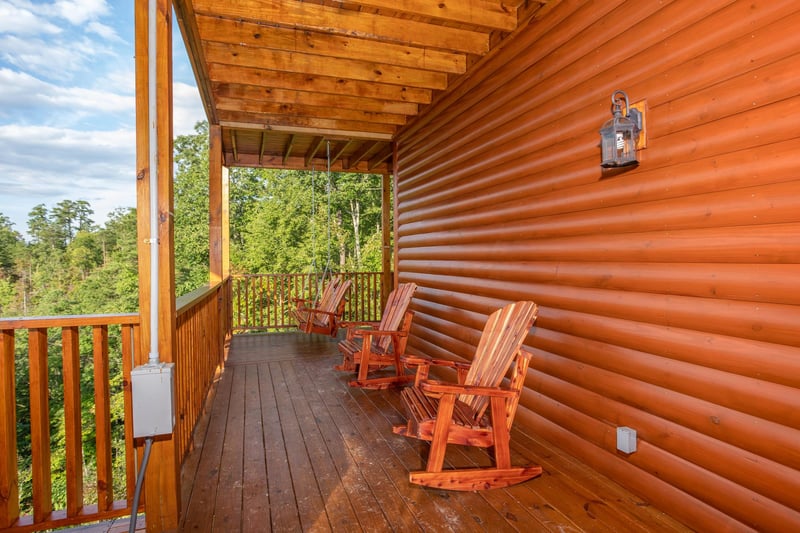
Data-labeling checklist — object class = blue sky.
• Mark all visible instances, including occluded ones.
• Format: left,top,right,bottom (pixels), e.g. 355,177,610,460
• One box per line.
0,0,205,236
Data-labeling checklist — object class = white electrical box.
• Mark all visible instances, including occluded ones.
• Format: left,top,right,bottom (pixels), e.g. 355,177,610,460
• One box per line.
616,426,637,454
131,362,176,438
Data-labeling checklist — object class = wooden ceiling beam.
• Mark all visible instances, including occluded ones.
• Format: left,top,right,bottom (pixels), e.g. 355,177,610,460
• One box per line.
347,0,518,31
329,141,352,166
191,0,489,55
231,152,390,174
219,120,393,141
203,42,448,90
305,136,326,167
195,15,466,74
216,97,408,126
259,131,268,165
213,83,419,116
208,64,432,104
230,130,239,162
367,144,393,171
282,134,296,166
218,111,397,138
347,141,380,169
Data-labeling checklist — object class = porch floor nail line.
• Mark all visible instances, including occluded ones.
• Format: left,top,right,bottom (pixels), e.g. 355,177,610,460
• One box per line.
178,332,691,532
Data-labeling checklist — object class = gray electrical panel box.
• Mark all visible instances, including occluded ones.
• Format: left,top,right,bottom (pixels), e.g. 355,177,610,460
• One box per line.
131,362,176,438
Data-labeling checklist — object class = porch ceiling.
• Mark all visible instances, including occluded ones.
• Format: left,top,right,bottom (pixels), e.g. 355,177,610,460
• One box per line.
173,0,560,173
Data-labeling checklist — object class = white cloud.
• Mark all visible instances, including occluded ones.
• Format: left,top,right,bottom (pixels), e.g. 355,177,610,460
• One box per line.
0,34,109,82
52,0,110,25
0,68,133,125
0,1,62,35
87,20,121,41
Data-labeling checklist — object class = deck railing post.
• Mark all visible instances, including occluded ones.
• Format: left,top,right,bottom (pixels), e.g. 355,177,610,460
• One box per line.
135,0,181,529
0,329,19,528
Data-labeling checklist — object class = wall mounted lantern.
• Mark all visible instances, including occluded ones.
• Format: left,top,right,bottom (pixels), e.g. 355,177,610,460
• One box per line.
599,90,643,168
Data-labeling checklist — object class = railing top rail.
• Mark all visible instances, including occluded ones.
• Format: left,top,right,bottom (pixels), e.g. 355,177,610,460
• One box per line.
232,272,378,279
177,279,228,316
0,313,140,330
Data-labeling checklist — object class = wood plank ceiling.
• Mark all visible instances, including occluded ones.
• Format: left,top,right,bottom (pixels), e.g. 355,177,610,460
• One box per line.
173,0,560,173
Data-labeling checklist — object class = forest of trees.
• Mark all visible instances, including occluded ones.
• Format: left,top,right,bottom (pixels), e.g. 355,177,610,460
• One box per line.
0,121,388,514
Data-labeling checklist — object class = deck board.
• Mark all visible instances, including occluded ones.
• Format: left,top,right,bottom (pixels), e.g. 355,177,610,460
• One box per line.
179,333,690,532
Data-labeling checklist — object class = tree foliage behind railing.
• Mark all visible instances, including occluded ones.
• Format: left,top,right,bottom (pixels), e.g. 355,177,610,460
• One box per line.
232,272,383,332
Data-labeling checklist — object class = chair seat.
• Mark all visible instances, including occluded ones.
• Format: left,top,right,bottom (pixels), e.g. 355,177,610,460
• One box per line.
337,338,389,359
397,386,494,447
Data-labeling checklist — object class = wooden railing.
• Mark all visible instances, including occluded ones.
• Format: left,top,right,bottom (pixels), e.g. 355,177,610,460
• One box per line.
0,278,232,532
174,279,231,462
0,314,140,532
232,272,384,332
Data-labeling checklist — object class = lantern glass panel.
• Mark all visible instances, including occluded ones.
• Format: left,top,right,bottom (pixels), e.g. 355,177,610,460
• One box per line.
600,115,638,167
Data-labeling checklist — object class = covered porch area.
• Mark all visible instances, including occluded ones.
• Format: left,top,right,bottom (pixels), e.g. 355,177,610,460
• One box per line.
178,332,688,532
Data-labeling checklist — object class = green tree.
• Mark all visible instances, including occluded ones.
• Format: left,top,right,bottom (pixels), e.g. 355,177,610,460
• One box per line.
229,166,268,251
0,214,22,276
235,170,317,273
52,199,95,246
0,214,23,315
174,121,211,294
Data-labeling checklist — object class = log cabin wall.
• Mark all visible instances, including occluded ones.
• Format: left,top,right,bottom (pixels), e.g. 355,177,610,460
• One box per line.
394,1,800,531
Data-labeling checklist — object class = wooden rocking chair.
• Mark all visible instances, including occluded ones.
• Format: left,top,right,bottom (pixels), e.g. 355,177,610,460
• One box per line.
392,301,542,491
335,282,417,389
291,276,352,337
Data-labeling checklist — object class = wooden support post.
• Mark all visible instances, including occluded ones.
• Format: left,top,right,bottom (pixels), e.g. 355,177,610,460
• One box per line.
135,0,180,530
209,124,230,284
381,172,393,305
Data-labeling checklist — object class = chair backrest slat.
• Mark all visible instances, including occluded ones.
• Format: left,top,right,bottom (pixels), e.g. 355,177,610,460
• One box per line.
459,301,538,421
373,282,417,352
316,277,352,326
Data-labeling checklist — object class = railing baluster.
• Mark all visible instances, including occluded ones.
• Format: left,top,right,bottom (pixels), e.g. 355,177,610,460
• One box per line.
93,325,113,512
61,326,84,518
0,328,19,529
28,328,52,523
121,324,137,506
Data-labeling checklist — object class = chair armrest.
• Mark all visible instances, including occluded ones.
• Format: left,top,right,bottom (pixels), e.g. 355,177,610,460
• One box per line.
400,354,469,370
400,354,472,385
419,379,516,399
340,320,379,340
292,298,316,313
340,320,379,330
351,328,408,338
400,353,431,366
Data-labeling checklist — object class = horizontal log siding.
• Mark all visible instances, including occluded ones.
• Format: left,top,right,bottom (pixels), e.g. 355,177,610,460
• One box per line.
394,1,800,531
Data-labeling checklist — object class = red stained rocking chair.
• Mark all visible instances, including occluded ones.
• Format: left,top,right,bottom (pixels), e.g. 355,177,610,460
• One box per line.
335,282,417,389
393,301,542,491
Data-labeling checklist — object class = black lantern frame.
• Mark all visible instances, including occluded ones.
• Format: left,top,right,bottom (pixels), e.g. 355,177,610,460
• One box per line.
599,90,642,168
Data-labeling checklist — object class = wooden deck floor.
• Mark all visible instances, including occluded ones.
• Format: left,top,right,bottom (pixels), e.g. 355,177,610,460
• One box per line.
179,332,690,532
